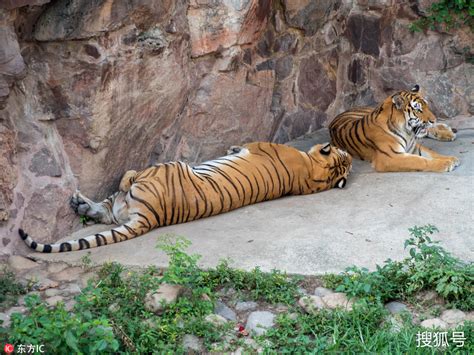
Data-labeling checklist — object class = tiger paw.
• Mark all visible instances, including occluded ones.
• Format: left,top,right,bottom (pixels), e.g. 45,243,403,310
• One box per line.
427,123,456,142
70,190,91,216
442,157,460,172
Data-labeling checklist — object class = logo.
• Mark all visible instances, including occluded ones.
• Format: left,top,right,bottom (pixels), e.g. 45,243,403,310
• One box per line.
4,344,14,354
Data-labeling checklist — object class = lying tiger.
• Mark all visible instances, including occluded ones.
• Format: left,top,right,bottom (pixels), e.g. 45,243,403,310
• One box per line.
329,85,459,172
19,142,352,252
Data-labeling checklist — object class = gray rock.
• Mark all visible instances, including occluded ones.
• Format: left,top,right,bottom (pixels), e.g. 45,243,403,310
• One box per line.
51,267,83,282
235,301,258,311
45,295,64,307
8,255,38,272
246,311,275,336
314,287,334,297
215,301,237,321
420,318,448,329
144,284,184,315
47,262,69,274
61,283,82,296
322,293,354,311
44,288,61,297
205,314,227,326
298,295,325,314
182,334,203,353
0,312,10,328
440,309,466,325
64,300,76,312
29,147,62,177
385,301,408,314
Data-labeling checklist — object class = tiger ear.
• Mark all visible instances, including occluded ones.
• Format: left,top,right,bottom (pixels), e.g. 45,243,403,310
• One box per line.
392,94,405,110
320,143,331,155
411,84,420,92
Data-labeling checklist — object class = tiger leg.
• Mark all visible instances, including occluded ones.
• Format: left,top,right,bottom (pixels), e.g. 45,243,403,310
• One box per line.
372,152,459,173
427,123,457,141
70,190,119,224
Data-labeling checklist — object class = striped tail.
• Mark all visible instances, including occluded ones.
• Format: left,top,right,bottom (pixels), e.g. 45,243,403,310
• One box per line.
19,220,148,253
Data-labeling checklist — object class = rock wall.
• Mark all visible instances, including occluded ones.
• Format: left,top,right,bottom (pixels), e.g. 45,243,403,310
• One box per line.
1,0,472,255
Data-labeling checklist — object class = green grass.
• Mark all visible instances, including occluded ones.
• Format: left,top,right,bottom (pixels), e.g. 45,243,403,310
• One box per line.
1,226,473,353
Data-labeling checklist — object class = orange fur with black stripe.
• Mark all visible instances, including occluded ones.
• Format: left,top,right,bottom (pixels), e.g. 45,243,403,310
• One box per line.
329,86,460,172
19,142,351,252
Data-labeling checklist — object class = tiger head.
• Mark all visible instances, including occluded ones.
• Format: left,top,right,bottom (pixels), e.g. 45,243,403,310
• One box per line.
307,143,352,190
391,85,436,138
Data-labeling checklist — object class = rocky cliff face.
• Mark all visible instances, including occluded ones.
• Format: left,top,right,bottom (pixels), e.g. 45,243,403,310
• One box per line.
1,0,472,255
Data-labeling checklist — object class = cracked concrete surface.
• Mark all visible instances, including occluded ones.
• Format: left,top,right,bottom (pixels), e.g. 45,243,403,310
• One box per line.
30,118,474,275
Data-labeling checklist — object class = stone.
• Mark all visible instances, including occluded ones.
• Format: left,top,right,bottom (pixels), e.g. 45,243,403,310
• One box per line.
47,262,69,274
45,295,64,307
0,312,10,328
345,14,381,57
61,283,82,296
188,0,271,57
420,318,448,329
386,315,403,334
314,287,334,297
322,293,354,311
51,267,83,282
144,284,184,314
283,0,340,37
8,255,38,272
28,148,62,177
80,272,96,288
385,301,408,314
235,301,258,311
440,309,466,325
297,55,336,110
205,314,228,326
215,301,237,321
299,295,325,313
64,300,76,312
44,288,61,297
275,56,293,81
182,334,204,353
245,311,275,336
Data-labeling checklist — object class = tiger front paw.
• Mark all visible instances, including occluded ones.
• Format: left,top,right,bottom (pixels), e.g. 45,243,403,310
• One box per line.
427,123,456,142
442,157,460,172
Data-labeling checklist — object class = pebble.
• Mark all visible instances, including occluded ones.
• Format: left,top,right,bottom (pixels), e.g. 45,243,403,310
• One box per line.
322,293,354,311
385,301,408,314
61,283,82,296
205,314,227,326
298,295,325,314
144,284,184,315
246,311,275,336
182,334,203,352
8,255,38,272
314,287,333,297
420,318,448,329
215,301,237,321
440,309,466,325
235,301,258,311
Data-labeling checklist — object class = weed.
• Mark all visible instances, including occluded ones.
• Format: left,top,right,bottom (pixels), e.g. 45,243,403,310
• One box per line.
410,0,473,32
0,267,26,310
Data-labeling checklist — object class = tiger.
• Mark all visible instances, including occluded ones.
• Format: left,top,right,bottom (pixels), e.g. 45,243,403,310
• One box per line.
328,85,460,172
19,142,352,252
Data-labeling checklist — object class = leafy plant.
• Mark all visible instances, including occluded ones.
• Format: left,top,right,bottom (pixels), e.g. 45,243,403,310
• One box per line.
326,225,474,310
0,267,26,310
5,295,119,354
410,0,473,32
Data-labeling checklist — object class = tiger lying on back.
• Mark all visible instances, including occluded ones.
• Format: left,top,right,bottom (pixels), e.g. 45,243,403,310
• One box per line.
19,142,352,252
329,85,460,172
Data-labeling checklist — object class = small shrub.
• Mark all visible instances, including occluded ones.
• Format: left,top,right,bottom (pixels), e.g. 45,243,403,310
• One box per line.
410,0,473,32
0,267,26,310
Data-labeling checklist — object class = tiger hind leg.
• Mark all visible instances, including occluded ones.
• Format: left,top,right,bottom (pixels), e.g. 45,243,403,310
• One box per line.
70,190,118,224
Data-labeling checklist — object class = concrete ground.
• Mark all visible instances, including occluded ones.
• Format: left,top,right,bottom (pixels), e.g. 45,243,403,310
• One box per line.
31,119,474,275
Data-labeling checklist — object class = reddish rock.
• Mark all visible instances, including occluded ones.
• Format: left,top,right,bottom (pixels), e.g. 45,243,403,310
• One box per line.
345,13,381,57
